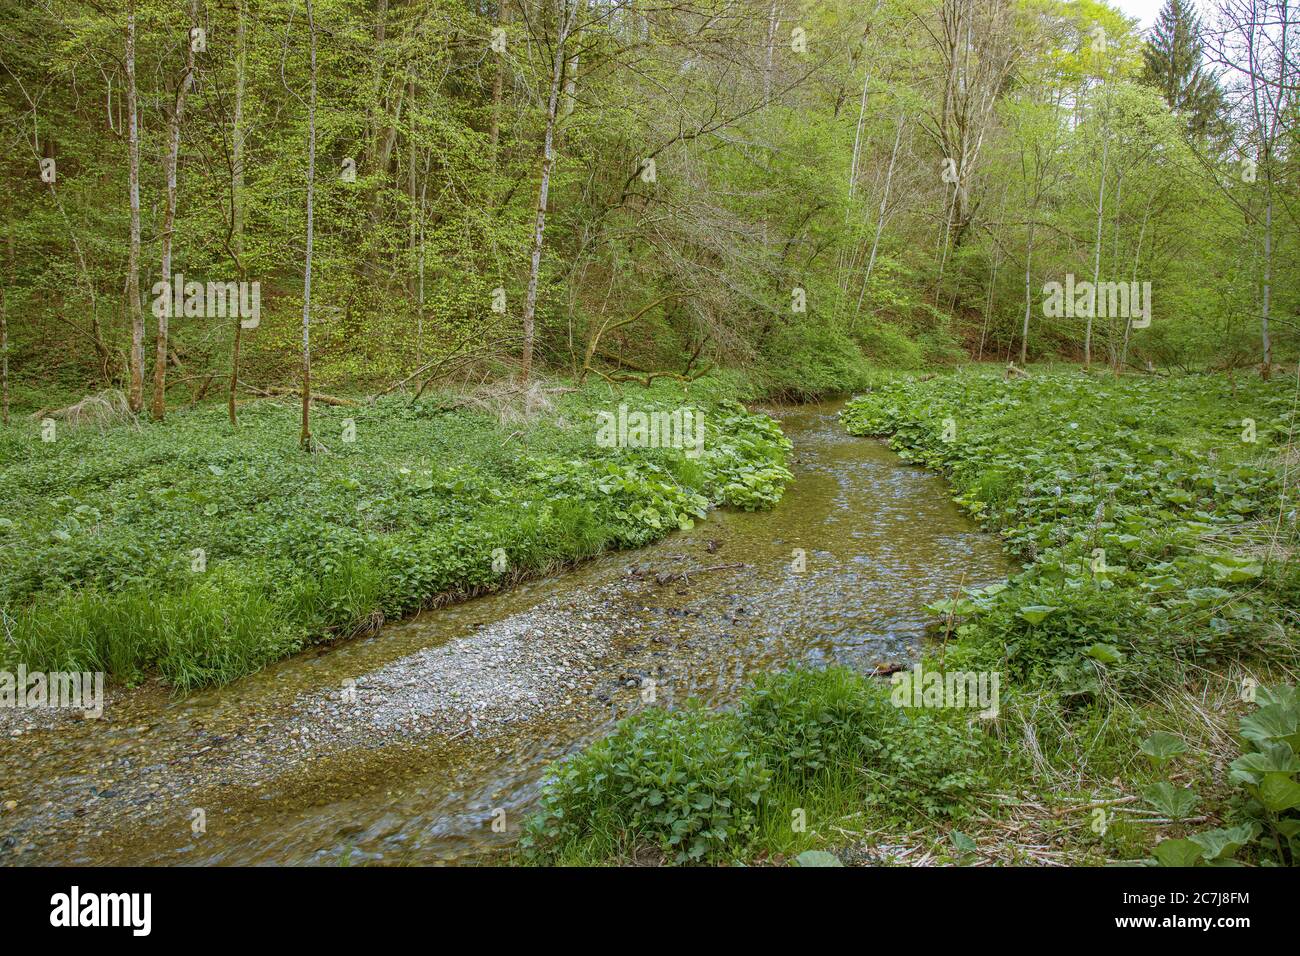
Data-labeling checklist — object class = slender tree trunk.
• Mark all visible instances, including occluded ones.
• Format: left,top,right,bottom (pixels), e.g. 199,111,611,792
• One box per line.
1021,221,1036,367
1119,192,1154,375
1,289,8,426
1260,190,1272,379
979,246,999,361
519,0,575,382
852,112,903,326
838,52,874,298
562,2,585,125
489,1,508,156
764,0,779,108
1085,130,1108,369
301,0,318,447
228,0,248,427
126,1,143,413
407,66,418,296
152,0,200,420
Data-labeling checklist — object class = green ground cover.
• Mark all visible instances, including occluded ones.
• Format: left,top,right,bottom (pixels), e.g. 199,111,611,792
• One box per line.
0,375,791,689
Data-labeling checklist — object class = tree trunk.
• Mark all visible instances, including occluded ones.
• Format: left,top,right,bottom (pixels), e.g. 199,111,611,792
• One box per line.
519,0,575,382
852,112,903,326
1260,190,1272,379
228,0,248,427
1,289,8,427
1085,126,1109,369
126,1,143,414
489,1,508,156
1021,221,1036,367
1119,192,1154,375
301,0,318,447
763,0,779,108
152,0,200,420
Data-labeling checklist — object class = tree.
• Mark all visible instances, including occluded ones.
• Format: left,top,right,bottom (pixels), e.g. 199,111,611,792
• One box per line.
126,0,144,414
519,0,578,382
1142,0,1224,138
152,0,201,420
1207,0,1298,378
302,0,317,446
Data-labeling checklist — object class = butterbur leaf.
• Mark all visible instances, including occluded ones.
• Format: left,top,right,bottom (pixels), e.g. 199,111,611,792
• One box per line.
1188,824,1258,862
1018,605,1059,625
926,598,978,617
1257,773,1300,813
1211,561,1263,583
1257,685,1298,710
1154,838,1204,868
1229,742,1300,775
1185,587,1232,606
1086,643,1125,665
1139,731,1188,763
1143,782,1198,820
951,830,977,854
1239,704,1300,747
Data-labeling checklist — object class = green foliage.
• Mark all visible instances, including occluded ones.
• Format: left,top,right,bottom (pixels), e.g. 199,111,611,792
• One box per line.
1140,0,1225,140
520,706,771,865
756,318,876,399
521,666,987,864
793,850,844,867
1224,685,1300,865
842,369,1295,696
0,378,792,689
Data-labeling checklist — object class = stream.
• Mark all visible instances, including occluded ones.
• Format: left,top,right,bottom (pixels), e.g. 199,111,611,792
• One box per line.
0,401,1012,865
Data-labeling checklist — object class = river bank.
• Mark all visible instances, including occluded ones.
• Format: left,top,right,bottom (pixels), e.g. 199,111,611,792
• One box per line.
0,401,1009,864
519,368,1300,866
0,374,791,691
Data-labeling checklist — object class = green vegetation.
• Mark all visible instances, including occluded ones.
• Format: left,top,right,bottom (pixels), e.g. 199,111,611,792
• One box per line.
841,369,1294,693
524,368,1300,865
2,0,1298,871
4,0,1296,425
0,376,791,689
521,666,987,865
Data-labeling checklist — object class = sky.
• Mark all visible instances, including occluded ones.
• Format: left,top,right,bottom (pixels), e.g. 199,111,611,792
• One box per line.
1113,0,1165,30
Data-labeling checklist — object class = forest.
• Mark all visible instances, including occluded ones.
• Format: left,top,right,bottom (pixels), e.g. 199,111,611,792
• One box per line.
1,0,1299,875
1,0,1294,414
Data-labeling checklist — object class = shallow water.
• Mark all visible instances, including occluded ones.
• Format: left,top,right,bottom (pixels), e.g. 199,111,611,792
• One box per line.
0,401,1012,865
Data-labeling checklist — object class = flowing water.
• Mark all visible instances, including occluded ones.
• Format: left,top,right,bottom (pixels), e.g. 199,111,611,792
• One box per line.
0,401,1012,865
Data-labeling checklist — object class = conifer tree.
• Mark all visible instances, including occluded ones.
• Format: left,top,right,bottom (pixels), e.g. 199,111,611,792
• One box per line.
1142,0,1224,138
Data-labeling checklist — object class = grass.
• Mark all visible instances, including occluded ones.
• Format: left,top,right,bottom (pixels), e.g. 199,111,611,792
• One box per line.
520,367,1300,866
0,373,793,690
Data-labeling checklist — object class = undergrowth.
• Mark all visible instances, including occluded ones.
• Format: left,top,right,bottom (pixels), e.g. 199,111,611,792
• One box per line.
522,368,1300,866
0,375,792,689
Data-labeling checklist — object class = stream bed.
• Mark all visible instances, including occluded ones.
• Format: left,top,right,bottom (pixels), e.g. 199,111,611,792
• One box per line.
0,401,1011,865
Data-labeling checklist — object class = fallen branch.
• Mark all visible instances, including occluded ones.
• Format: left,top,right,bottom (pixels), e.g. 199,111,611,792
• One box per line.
240,381,358,407
1051,795,1137,817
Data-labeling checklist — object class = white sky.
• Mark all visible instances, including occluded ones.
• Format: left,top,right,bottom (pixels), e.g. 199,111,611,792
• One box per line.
1113,0,1165,30
1111,0,1215,32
